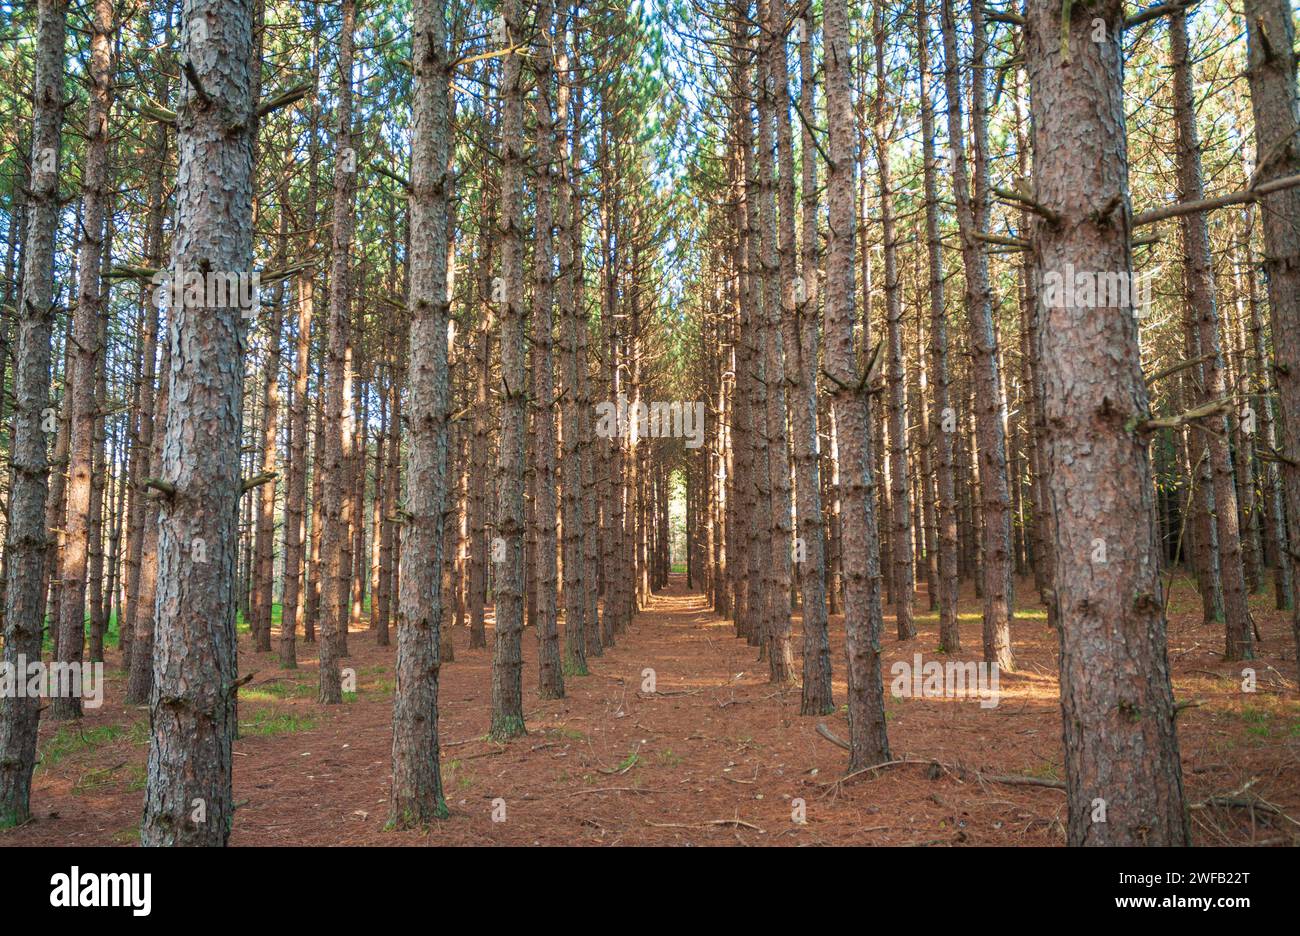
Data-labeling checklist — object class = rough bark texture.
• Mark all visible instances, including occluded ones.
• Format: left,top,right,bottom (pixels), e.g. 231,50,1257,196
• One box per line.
918,0,960,653
532,0,564,700
318,0,357,704
126,340,169,706
389,0,451,827
1169,10,1253,660
281,266,312,669
1025,0,1189,846
141,0,255,847
557,4,589,677
874,6,916,642
491,0,528,739
794,7,832,715
0,0,68,827
759,0,794,684
1243,0,1300,680
940,0,1014,670
824,0,890,771
54,0,114,720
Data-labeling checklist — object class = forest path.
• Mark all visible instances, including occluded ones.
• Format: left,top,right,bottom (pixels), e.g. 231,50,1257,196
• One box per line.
5,575,1297,845
210,574,1078,845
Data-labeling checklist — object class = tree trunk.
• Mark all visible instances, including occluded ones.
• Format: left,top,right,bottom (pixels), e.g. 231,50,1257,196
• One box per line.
532,0,564,700
874,4,916,641
940,0,1014,670
794,5,832,715
141,0,255,847
53,0,114,719
490,0,528,739
317,0,357,704
823,0,890,770
1169,10,1254,660
389,0,452,825
0,0,69,827
917,0,960,653
758,0,794,684
1025,0,1189,846
1242,0,1300,679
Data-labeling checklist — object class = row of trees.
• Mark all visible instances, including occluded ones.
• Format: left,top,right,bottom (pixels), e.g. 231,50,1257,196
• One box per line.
1,0,1298,847
666,0,1300,846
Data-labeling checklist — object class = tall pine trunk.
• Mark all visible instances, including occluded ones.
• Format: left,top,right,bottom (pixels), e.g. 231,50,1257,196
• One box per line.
0,0,69,827
389,0,452,825
1025,0,1189,846
141,0,255,847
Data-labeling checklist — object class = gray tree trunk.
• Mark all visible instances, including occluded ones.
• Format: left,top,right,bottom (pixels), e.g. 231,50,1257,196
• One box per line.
490,0,528,739
389,0,452,826
317,0,357,704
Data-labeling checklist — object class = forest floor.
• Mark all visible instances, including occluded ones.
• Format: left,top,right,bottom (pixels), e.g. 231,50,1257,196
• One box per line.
3,574,1298,846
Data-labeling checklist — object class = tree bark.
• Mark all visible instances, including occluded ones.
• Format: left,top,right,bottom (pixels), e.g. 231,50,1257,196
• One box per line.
317,0,358,704
0,0,68,827
1242,0,1300,679
1025,0,1189,846
490,0,528,739
940,0,1015,670
141,0,256,847
389,0,452,826
824,0,890,770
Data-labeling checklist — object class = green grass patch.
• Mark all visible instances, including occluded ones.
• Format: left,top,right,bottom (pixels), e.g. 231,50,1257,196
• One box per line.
241,679,315,701
238,709,316,737
37,724,127,771
70,760,147,795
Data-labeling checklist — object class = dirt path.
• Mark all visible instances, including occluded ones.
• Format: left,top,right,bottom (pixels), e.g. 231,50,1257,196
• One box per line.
3,575,1297,845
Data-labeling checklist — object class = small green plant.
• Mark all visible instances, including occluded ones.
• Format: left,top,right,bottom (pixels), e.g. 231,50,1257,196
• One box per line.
111,824,141,846
1027,762,1060,781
